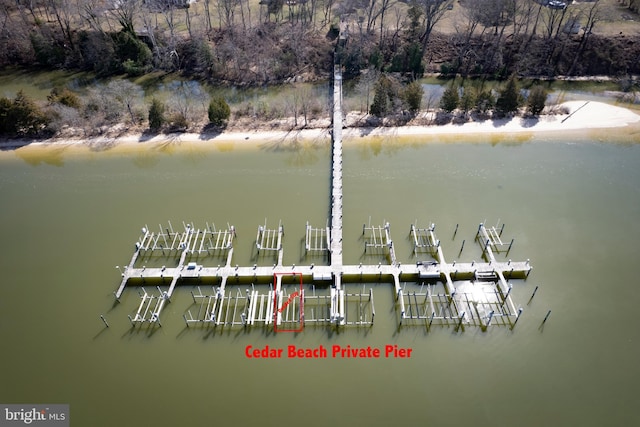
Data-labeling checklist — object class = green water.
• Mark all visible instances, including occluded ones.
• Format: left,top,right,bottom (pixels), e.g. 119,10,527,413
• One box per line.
1,132,640,426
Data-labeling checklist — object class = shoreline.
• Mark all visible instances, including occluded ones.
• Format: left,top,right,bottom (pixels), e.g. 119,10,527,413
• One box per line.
1,101,639,152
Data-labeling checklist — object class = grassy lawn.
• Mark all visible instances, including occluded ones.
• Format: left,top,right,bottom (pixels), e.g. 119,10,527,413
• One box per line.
427,0,639,37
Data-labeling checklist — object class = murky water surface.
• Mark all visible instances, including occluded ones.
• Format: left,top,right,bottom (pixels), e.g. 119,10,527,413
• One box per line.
1,128,639,426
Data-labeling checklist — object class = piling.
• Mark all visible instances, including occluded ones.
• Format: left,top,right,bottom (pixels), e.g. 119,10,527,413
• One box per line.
527,286,539,305
100,315,109,328
486,310,494,327
457,311,466,331
511,307,523,330
503,285,512,303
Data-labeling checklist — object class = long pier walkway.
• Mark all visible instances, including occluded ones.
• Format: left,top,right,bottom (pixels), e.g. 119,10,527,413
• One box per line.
329,61,345,324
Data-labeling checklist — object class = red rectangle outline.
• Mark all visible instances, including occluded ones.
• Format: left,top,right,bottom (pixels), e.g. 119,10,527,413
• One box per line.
273,272,304,333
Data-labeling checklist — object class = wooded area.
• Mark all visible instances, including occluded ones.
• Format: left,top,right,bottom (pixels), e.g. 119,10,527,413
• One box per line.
1,0,639,85
1,1,639,138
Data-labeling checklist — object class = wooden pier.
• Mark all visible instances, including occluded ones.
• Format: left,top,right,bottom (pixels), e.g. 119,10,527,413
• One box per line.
109,47,533,331
326,60,346,324
113,220,530,329
114,222,236,300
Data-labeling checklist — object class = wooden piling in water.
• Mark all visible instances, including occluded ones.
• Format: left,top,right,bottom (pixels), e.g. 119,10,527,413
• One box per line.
511,307,523,330
457,311,466,331
527,286,539,304
100,315,109,328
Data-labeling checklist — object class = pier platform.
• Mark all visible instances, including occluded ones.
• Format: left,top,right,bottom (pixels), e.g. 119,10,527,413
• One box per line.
113,220,530,329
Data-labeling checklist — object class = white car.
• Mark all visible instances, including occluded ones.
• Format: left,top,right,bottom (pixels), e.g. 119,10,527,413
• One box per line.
548,0,567,9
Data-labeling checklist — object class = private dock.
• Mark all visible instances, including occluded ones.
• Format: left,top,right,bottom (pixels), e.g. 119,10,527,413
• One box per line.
108,45,533,331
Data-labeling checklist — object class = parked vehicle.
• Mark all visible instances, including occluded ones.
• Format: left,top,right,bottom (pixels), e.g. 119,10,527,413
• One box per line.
548,0,567,10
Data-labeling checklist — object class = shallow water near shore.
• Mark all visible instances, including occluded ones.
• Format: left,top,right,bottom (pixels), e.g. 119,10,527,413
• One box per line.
1,132,639,426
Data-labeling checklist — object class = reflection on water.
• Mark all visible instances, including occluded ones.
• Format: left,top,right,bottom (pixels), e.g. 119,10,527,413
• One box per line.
131,151,161,169
13,144,71,167
0,133,639,427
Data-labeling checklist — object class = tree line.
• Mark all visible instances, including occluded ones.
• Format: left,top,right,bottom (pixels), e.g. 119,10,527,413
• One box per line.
0,81,230,137
0,76,337,138
438,76,547,116
358,72,548,126
339,0,639,79
0,0,334,84
1,1,639,85
0,75,552,138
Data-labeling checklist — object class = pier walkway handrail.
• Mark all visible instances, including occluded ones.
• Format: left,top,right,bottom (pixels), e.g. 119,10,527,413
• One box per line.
330,62,344,275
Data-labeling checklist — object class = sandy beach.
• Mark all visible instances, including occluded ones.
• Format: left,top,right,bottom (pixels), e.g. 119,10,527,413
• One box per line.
2,100,639,152
359,100,640,138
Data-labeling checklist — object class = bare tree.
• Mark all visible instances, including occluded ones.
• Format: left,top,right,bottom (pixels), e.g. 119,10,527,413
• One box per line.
422,86,440,124
106,79,144,124
567,0,602,75
360,0,394,35
167,80,210,126
202,0,213,31
79,0,109,35
217,0,238,28
413,0,454,52
355,67,380,113
45,0,76,50
475,0,515,73
379,0,397,45
320,0,334,26
511,0,538,37
388,4,405,52
161,2,178,53
0,2,10,35
452,1,488,75
542,4,568,40
139,3,164,66
297,84,316,126
239,0,252,31
287,84,301,127
184,2,193,37
110,0,142,33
